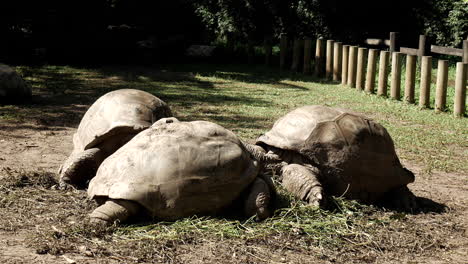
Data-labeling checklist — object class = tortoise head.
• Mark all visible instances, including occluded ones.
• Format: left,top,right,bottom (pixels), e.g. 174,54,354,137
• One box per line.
401,167,415,185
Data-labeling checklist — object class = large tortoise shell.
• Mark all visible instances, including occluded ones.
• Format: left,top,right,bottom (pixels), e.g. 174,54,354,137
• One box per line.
73,89,172,151
257,105,414,200
88,120,259,220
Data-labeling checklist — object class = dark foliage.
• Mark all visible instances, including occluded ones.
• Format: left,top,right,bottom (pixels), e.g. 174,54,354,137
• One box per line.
1,0,465,65
194,0,467,48
0,0,205,64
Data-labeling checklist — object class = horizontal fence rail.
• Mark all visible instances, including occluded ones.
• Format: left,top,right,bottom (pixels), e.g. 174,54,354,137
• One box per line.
365,32,468,60
276,32,467,118
364,39,391,46
431,45,464,57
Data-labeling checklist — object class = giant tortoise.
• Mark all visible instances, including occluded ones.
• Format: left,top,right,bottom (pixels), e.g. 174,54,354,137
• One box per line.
0,64,31,104
59,89,172,188
248,105,416,209
87,118,275,225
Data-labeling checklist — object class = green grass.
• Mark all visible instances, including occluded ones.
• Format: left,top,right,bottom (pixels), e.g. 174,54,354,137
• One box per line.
5,63,467,174
1,63,465,262
113,192,376,245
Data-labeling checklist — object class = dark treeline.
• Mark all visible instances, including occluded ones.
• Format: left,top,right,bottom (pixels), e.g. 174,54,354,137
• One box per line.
194,0,467,47
0,0,204,64
1,0,466,65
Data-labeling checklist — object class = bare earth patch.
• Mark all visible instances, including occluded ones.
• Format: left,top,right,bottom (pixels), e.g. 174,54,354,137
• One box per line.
1,65,467,263
0,118,466,264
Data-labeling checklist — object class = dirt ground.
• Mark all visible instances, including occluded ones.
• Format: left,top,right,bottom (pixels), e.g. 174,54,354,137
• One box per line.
1,64,468,264
1,115,467,264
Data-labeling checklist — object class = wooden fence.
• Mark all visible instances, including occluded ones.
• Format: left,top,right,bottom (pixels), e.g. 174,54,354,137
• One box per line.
276,32,468,117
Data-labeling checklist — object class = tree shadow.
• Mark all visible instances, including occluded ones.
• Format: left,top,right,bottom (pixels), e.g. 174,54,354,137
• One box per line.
160,63,338,90
91,65,276,132
1,67,109,129
2,63,286,132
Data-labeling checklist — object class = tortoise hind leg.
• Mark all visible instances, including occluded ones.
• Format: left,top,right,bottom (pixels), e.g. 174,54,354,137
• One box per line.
59,148,104,189
244,175,276,221
281,164,325,207
89,199,141,226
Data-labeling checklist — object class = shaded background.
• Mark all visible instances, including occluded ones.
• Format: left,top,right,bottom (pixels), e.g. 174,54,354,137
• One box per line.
0,0,466,65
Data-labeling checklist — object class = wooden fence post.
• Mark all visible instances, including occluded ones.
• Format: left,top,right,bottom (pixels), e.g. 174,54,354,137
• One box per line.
365,49,378,93
347,46,358,87
303,38,313,74
280,34,288,70
356,48,367,90
435,60,449,112
315,38,325,77
333,42,342,81
341,45,349,85
377,51,390,96
419,56,432,108
462,37,468,82
404,55,417,103
418,35,427,57
291,39,303,72
454,62,467,117
389,32,399,52
390,52,402,100
463,39,468,114
463,40,468,63
326,40,334,79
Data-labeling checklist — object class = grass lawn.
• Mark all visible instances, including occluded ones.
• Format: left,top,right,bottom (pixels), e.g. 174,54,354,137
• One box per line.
12,62,465,173
1,63,466,263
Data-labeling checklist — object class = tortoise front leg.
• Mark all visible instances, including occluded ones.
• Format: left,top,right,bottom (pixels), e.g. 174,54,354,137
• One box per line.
281,164,325,207
89,199,141,226
242,142,281,163
242,142,284,176
58,148,105,189
243,174,276,221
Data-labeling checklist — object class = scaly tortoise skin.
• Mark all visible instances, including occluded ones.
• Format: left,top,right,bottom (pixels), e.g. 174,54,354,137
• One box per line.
59,89,172,188
87,118,275,225
252,105,416,209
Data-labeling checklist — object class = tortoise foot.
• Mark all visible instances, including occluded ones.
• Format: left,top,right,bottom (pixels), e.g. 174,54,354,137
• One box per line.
244,176,275,221
306,185,325,207
281,164,325,207
57,178,76,191
89,199,140,225
89,217,111,227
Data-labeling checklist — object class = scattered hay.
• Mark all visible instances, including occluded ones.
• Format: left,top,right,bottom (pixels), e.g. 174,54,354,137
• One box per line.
0,168,58,189
0,168,457,263
24,190,456,263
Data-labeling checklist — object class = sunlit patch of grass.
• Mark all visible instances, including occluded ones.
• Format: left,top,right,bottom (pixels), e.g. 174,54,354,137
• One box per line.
6,63,466,174
2,63,466,262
